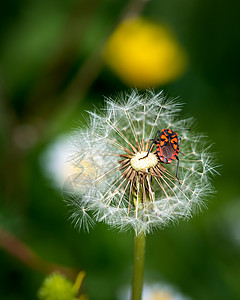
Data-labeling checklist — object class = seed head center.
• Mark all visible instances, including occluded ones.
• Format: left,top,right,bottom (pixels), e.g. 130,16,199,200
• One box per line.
130,152,158,171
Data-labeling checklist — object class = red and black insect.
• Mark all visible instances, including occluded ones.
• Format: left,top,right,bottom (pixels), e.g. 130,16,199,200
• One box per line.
142,129,181,181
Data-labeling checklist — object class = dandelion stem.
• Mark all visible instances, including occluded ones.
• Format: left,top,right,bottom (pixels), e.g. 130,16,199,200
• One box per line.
131,232,146,300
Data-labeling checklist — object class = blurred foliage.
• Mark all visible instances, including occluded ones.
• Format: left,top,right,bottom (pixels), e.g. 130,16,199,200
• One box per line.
38,273,77,300
37,271,87,300
1,0,240,300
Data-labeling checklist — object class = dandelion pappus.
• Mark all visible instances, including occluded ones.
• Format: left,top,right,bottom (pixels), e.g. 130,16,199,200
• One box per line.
141,128,181,182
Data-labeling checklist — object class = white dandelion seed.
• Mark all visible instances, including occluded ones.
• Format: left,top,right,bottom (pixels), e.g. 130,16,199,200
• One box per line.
65,90,218,235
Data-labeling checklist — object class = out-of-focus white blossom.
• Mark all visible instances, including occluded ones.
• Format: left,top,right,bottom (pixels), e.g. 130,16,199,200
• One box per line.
41,135,79,190
119,282,192,300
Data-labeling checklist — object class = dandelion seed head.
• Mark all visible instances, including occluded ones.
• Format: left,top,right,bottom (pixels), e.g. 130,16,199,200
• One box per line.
65,90,218,235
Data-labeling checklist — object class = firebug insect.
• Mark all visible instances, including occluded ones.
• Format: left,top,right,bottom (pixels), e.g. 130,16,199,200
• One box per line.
141,129,181,182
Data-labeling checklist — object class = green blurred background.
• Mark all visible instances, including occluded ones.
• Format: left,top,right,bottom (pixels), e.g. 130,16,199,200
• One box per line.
1,0,240,299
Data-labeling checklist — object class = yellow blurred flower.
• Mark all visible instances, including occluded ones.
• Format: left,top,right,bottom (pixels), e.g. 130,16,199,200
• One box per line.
104,18,188,88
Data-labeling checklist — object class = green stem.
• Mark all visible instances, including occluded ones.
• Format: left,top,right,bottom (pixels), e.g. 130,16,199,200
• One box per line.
131,232,146,300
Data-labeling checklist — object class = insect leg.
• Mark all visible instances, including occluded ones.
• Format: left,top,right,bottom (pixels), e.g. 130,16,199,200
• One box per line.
177,137,185,155
178,137,182,147
140,130,160,159
175,156,180,183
